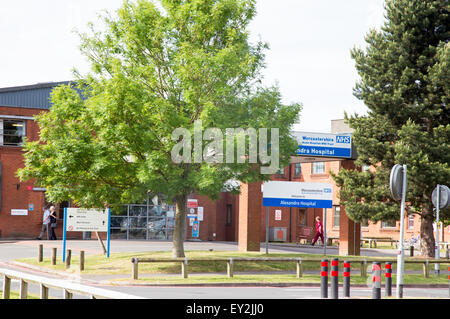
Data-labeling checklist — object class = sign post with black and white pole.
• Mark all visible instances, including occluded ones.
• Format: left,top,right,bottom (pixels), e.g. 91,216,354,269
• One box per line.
390,164,407,299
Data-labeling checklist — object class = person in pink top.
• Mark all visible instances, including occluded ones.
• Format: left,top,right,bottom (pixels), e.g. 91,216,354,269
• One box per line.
311,216,324,246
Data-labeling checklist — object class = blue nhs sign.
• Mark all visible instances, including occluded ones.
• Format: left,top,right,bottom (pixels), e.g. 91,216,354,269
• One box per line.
293,132,353,159
336,135,351,144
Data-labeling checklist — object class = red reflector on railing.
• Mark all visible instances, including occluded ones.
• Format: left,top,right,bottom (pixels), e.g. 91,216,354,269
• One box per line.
321,262,328,267
385,264,392,269
385,273,391,278
331,260,339,266
343,272,350,277
331,271,338,277
343,263,350,268
321,271,328,277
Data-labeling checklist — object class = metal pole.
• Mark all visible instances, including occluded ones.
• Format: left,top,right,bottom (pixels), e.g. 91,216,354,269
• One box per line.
372,262,381,299
62,208,67,262
435,185,440,275
106,208,111,258
330,258,339,299
343,261,350,298
396,164,407,298
323,208,327,256
266,207,269,255
385,262,392,297
320,259,328,299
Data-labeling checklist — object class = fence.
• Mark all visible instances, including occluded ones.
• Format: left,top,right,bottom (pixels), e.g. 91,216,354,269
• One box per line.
130,257,450,280
110,204,175,240
0,268,143,299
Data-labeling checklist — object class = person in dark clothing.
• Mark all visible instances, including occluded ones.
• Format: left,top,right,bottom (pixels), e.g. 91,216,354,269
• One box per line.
49,205,58,240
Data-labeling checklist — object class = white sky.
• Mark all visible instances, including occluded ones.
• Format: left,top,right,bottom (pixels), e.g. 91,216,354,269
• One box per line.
0,0,386,132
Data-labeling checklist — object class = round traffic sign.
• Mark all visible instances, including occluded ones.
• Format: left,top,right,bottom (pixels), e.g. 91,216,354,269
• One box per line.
432,185,450,210
390,164,406,201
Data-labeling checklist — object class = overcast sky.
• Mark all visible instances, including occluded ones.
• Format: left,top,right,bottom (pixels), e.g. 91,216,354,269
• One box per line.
0,0,386,133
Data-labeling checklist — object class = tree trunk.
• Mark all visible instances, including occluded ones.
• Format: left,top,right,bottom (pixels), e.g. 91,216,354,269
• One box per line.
172,194,187,258
420,206,435,258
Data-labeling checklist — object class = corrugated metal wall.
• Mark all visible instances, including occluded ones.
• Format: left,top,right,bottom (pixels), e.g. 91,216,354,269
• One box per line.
0,81,72,109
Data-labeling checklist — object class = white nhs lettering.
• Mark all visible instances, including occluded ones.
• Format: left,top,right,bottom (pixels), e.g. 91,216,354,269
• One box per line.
336,135,351,144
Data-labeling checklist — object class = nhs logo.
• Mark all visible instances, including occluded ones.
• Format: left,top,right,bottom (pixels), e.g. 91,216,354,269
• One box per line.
323,188,332,193
336,135,351,144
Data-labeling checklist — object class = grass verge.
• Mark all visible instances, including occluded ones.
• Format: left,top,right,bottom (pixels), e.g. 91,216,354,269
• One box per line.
14,250,450,285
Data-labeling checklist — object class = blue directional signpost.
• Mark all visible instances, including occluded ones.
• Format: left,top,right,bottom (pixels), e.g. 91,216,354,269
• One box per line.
294,132,353,158
63,207,111,262
263,181,333,254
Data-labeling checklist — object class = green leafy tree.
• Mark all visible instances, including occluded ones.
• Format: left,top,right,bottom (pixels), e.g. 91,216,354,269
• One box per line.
17,0,301,257
332,0,449,257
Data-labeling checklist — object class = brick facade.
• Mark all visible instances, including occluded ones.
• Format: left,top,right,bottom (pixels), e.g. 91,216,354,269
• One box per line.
1,84,448,247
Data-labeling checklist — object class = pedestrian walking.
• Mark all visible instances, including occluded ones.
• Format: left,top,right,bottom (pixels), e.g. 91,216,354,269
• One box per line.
311,216,324,246
49,205,58,240
36,206,51,240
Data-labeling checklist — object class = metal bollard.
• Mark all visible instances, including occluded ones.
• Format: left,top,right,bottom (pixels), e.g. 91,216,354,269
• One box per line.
330,258,339,299
372,262,382,299
448,265,450,298
410,245,414,257
343,261,351,298
385,262,392,297
320,259,328,299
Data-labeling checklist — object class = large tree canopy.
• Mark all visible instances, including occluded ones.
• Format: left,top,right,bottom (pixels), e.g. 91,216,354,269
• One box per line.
332,0,449,257
18,0,301,257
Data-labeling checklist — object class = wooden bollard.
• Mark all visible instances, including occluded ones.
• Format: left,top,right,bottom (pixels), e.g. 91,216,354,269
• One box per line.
38,244,43,263
132,258,139,280
296,259,303,278
361,260,367,277
181,258,188,278
423,260,429,278
65,249,71,269
80,250,85,271
51,248,57,265
227,258,234,278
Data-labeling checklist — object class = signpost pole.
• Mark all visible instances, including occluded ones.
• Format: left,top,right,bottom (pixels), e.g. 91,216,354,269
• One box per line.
107,208,111,258
396,164,407,298
435,185,440,275
266,207,269,255
323,208,327,256
62,208,67,262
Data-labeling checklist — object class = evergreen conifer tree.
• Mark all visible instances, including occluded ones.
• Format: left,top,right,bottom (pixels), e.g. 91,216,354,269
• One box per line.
332,0,449,257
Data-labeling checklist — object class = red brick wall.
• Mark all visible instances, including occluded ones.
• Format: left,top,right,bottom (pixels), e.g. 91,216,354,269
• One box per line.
0,106,81,239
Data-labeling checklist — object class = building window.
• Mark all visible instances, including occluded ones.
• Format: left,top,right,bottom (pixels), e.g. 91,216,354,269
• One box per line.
382,220,397,228
226,204,232,226
294,163,302,177
408,215,414,229
312,162,325,174
275,167,285,177
333,206,340,228
0,119,25,146
298,208,307,226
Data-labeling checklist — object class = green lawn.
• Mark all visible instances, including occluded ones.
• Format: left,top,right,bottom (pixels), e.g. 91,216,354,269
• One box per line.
14,250,450,285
